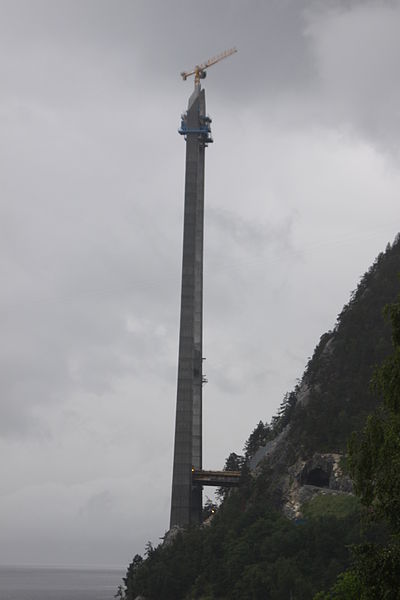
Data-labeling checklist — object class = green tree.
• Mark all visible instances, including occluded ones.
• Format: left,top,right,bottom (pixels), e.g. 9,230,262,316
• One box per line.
317,290,400,599
114,584,125,599
349,295,400,528
124,554,143,600
244,421,271,459
224,451,245,471
216,451,245,501
314,570,362,600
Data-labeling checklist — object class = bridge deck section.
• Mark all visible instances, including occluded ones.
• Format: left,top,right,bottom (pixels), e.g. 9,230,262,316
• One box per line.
192,470,241,487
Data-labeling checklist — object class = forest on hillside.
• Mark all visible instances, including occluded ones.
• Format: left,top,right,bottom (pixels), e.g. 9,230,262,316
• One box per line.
119,236,400,600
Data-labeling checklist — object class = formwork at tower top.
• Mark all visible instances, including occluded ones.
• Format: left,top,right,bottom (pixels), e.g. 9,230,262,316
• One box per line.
170,50,239,530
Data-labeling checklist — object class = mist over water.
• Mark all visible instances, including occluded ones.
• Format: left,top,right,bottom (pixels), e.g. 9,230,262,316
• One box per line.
0,566,124,600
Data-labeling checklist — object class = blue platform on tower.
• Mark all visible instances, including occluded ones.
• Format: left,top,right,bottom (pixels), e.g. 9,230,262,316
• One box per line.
178,115,213,143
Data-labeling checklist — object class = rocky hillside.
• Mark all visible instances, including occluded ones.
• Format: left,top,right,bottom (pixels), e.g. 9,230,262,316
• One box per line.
248,235,400,520
122,234,400,600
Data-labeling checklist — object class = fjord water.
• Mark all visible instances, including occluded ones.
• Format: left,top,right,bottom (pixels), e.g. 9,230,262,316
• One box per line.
0,565,125,600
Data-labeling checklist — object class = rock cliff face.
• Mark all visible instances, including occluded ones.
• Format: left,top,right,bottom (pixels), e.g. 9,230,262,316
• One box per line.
251,424,353,519
284,452,353,518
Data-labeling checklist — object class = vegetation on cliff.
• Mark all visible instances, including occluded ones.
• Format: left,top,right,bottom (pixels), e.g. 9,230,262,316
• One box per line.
317,286,400,598
121,236,400,599
124,484,360,600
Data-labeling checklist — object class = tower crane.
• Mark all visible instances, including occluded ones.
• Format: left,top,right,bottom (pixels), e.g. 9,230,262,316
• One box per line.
180,47,237,88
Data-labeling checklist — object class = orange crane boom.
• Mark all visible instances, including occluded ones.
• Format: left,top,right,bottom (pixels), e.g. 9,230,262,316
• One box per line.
180,47,237,87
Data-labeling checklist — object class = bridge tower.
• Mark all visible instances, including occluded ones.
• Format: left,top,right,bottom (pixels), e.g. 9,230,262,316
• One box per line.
170,50,237,529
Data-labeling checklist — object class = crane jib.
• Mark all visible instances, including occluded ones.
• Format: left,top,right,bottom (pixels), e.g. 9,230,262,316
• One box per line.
180,47,237,85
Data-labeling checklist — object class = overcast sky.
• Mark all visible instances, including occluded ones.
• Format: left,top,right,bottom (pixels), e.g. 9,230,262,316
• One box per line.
1,0,399,568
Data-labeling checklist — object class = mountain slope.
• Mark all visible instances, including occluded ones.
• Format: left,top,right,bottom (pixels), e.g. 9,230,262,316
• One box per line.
248,235,400,518
122,234,400,600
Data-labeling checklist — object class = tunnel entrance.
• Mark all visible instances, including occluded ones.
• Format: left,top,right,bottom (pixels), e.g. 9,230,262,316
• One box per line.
305,467,330,488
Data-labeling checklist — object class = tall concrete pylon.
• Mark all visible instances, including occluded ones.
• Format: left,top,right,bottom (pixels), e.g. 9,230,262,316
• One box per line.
169,84,212,528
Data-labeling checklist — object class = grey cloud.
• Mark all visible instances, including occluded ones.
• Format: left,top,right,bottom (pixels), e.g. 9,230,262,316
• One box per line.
3,0,399,153
207,207,293,257
0,1,314,106
78,490,114,518
0,0,399,566
305,1,400,151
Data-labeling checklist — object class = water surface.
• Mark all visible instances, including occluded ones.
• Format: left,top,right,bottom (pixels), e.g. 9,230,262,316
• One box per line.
0,565,125,600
